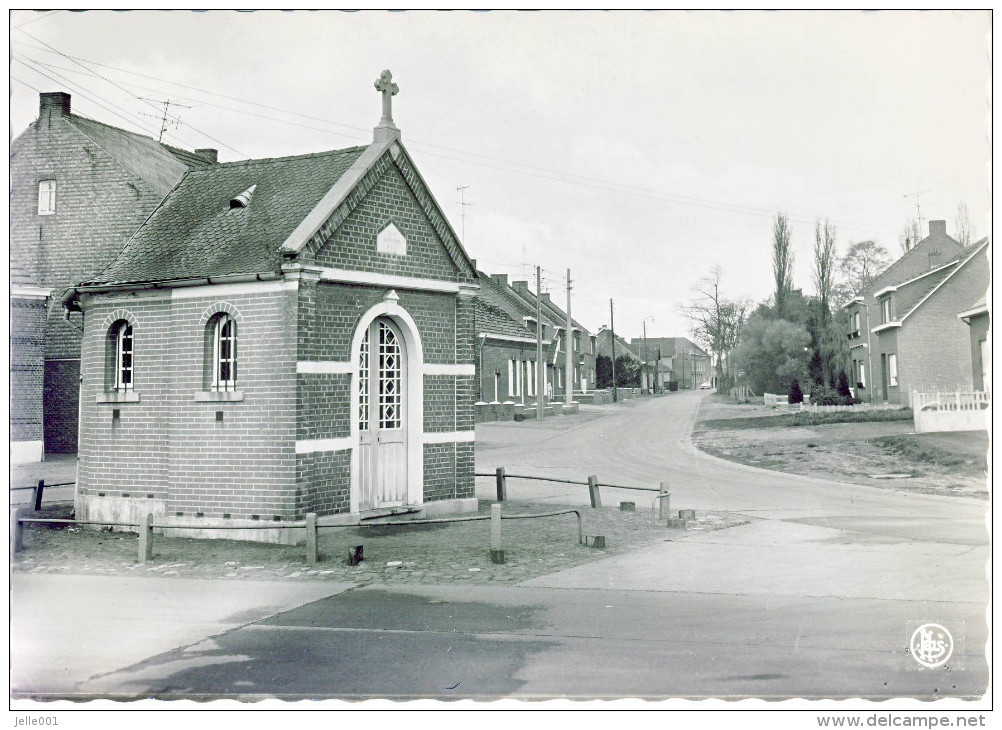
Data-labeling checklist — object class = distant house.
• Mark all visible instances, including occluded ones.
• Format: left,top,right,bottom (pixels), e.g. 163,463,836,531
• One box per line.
473,270,540,404
10,91,215,462
958,296,989,392
630,336,711,390
596,327,640,363
845,221,988,406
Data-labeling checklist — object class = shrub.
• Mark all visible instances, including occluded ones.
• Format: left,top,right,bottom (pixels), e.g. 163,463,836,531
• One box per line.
836,371,853,399
788,379,804,404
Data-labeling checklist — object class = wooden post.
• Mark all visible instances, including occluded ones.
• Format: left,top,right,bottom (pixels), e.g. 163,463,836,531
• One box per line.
587,475,602,509
658,481,671,520
34,479,44,511
495,467,507,502
10,506,26,554
489,503,505,564
138,512,154,563
305,513,318,564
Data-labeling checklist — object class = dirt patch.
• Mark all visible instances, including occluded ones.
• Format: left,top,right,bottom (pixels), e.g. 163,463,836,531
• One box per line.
11,501,745,585
693,399,988,499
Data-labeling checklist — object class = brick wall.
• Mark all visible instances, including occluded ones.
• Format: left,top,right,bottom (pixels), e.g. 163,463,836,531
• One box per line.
11,112,188,453
78,284,300,521
43,360,80,453
10,297,47,444
898,250,988,405
478,339,539,403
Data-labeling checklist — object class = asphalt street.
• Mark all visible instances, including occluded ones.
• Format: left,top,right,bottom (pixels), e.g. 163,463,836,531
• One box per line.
10,392,990,700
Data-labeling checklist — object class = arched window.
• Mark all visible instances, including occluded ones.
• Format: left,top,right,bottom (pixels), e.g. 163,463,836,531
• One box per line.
212,314,237,391
105,319,134,392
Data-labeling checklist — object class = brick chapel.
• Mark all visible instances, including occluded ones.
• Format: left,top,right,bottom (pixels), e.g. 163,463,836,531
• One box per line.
63,72,480,540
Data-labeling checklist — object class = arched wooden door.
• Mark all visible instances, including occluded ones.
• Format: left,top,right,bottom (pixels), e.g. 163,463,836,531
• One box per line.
358,317,408,510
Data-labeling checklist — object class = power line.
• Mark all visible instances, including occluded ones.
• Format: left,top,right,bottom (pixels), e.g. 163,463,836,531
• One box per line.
10,40,894,232
13,27,247,157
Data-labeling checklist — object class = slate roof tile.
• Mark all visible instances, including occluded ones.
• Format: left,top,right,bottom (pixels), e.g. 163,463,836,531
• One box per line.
86,146,367,286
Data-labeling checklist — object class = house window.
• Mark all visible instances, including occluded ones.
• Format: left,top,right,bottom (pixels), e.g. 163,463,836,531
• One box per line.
115,323,134,391
880,297,892,324
888,354,898,387
507,359,514,397
38,180,56,215
212,314,237,391
859,362,866,389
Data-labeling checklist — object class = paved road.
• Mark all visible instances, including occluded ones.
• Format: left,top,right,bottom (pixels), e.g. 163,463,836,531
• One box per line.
11,392,989,700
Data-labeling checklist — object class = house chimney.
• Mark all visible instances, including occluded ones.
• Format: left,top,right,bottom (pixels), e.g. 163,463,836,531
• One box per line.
491,273,509,288
512,281,529,295
540,293,551,303
928,220,947,237
195,148,218,164
39,92,71,120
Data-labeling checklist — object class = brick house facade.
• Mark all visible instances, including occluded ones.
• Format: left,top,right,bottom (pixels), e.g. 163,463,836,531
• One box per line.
631,336,711,390
472,270,541,404
64,80,480,541
958,298,989,392
843,220,965,404
851,232,989,406
10,91,213,462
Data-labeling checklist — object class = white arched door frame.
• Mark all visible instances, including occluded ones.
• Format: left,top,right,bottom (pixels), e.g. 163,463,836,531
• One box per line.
348,292,424,513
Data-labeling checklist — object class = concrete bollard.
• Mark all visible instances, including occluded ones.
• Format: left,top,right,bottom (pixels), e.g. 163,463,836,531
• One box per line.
620,501,635,512
34,479,45,511
11,506,27,554
305,513,318,565
138,512,154,563
585,535,606,548
657,481,671,520
496,467,507,502
678,509,696,521
665,517,687,530
588,475,602,508
490,503,505,564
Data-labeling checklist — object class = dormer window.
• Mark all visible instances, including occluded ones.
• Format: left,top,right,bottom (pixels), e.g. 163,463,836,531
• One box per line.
880,297,892,323
229,185,256,209
38,180,56,215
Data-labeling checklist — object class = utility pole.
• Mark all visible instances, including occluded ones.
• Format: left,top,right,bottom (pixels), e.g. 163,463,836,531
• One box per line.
456,186,473,242
565,269,574,407
536,266,545,421
642,317,650,395
139,98,191,143
610,299,618,403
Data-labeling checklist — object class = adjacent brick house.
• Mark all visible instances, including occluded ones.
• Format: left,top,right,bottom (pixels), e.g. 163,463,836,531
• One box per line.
630,336,711,390
846,225,988,406
472,269,540,404
958,297,990,392
63,76,480,540
843,220,966,404
10,91,214,462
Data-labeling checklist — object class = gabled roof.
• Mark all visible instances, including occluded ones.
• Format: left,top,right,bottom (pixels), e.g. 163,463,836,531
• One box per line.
65,114,211,198
83,147,368,286
898,237,989,324
485,278,561,330
595,328,640,360
475,270,536,341
852,227,964,301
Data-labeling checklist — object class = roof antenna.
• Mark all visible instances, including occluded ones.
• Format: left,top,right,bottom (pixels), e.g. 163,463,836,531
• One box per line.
456,185,473,242
139,97,191,142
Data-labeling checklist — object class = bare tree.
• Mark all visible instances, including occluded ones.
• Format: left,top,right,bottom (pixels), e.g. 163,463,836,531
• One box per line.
955,201,976,246
679,266,749,390
812,219,837,330
832,239,892,307
772,212,794,319
898,218,922,254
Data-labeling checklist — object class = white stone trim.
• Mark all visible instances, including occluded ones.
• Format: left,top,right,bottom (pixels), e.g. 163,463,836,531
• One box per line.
319,267,461,294
297,361,354,374
420,363,475,376
958,304,989,320
873,285,898,299
295,437,355,454
871,321,902,334
171,279,297,300
480,332,538,344
10,440,44,464
422,430,475,444
11,286,51,300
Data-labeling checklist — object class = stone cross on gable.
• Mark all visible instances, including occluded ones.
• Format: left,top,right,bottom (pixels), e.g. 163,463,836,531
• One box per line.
375,70,399,125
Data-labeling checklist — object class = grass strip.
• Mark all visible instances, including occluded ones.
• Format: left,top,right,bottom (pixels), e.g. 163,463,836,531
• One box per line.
698,408,913,431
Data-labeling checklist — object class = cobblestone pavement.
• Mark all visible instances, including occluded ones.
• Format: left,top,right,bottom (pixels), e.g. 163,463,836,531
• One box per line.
11,501,749,586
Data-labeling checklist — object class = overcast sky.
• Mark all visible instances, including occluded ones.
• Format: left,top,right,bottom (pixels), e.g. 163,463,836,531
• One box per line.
9,10,991,341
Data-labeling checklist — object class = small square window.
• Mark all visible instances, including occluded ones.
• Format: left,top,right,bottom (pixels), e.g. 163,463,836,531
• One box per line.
38,180,56,215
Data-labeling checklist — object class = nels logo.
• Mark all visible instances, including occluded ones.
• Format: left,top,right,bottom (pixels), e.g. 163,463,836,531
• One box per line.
910,623,954,668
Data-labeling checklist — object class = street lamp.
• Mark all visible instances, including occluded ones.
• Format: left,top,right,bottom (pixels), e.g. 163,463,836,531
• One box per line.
642,316,655,394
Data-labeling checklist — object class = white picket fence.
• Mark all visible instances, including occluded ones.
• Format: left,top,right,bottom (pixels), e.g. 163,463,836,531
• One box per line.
913,390,990,433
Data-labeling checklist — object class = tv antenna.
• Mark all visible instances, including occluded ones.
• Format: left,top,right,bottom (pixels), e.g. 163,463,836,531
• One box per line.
456,185,474,242
903,190,930,225
139,98,192,142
